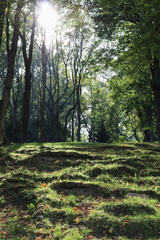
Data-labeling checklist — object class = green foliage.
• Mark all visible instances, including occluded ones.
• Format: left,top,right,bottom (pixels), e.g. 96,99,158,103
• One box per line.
0,196,5,207
89,0,160,141
27,203,35,210
108,66,156,141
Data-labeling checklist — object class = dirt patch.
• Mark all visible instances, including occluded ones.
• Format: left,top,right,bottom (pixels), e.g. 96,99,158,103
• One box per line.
32,151,99,159
128,192,150,199
0,154,14,169
107,165,135,177
127,190,160,200
87,167,107,178
16,151,100,171
134,143,160,152
51,181,110,197
93,145,136,151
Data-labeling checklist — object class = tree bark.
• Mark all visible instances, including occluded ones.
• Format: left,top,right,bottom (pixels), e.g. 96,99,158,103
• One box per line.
40,39,47,142
0,100,5,145
133,129,139,142
0,0,6,47
71,113,75,142
21,16,35,142
144,130,151,142
22,67,32,142
152,85,160,141
0,4,22,145
77,91,81,142
150,57,160,141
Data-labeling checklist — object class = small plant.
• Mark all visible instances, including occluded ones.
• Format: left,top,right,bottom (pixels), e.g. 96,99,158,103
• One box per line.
8,221,25,236
27,203,35,210
64,227,84,240
53,223,63,239
67,194,77,206
0,196,5,206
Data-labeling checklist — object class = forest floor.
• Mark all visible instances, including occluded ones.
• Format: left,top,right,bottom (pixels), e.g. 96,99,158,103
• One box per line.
0,142,160,240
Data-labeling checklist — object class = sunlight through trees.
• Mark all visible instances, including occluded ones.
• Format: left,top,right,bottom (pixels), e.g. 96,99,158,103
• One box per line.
0,0,160,144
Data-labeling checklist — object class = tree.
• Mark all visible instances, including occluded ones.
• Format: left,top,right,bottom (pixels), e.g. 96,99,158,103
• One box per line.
20,8,36,143
109,68,156,142
89,0,160,140
0,1,23,145
61,5,97,141
0,0,6,47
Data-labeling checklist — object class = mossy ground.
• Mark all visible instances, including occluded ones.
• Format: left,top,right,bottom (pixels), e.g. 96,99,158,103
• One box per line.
0,142,160,239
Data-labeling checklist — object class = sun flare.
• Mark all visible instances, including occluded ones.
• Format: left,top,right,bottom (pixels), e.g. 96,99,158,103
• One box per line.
38,0,58,45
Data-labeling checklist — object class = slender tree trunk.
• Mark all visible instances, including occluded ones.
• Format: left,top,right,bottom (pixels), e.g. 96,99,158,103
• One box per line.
71,91,76,142
150,57,160,141
22,67,32,142
12,87,18,141
55,69,59,141
12,52,22,141
51,106,55,142
77,92,81,142
64,103,77,141
71,113,75,142
0,0,6,47
0,101,5,145
0,68,15,144
0,4,22,145
40,39,47,142
152,85,160,140
21,17,35,143
90,88,96,142
133,129,139,142
144,130,151,142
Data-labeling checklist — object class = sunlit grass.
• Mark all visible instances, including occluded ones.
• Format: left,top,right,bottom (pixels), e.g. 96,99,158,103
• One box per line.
0,142,160,239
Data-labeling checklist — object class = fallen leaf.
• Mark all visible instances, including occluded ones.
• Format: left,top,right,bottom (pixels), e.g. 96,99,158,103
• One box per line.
54,160,60,164
75,217,81,224
88,235,94,239
44,205,49,210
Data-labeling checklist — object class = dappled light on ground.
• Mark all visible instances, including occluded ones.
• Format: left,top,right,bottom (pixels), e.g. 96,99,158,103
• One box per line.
0,142,160,239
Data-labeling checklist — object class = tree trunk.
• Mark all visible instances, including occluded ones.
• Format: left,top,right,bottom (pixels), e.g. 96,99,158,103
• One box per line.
143,130,151,142
22,68,32,142
133,129,139,142
21,16,35,143
152,85,160,141
40,39,47,142
0,101,5,145
150,57,160,141
77,94,81,142
0,70,15,145
51,110,55,142
0,0,6,47
0,3,22,145
71,113,75,142
12,86,18,142
0,5,22,145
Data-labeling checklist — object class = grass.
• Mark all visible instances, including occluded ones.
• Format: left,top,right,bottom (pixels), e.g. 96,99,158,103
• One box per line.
0,142,160,239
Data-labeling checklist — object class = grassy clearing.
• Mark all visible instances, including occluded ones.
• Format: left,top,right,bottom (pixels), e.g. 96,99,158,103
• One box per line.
0,142,160,239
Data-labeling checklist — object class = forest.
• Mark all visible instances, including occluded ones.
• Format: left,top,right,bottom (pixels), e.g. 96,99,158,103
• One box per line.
1,1,160,239
0,0,160,145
